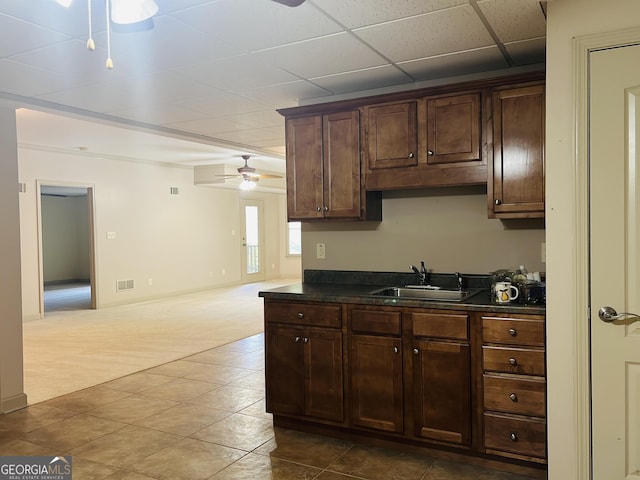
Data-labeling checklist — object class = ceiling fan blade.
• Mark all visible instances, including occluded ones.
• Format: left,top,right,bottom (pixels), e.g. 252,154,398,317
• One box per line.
256,173,283,179
270,0,305,6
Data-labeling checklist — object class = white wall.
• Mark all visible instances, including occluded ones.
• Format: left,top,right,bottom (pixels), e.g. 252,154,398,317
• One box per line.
302,187,546,275
18,146,297,319
546,1,640,479
0,108,26,412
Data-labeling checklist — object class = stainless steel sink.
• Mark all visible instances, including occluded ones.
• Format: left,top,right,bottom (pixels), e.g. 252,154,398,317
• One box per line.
369,286,482,302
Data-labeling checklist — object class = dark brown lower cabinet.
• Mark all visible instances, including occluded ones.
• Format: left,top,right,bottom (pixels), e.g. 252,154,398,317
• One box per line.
349,334,403,432
412,339,471,445
265,324,343,422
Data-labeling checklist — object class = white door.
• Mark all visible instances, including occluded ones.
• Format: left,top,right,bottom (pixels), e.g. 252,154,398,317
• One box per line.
240,199,265,283
590,43,640,479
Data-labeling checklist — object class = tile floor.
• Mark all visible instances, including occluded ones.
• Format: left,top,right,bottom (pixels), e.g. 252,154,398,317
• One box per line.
2,333,540,480
8,280,544,479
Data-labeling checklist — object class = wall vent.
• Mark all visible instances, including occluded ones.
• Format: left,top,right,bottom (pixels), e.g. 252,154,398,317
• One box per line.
18,182,26,193
116,279,134,292
170,186,180,195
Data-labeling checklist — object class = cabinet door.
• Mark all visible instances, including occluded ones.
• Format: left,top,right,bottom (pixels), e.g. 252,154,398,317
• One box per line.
425,93,481,165
350,334,403,432
490,84,545,218
305,328,344,421
323,110,361,219
413,339,471,445
365,102,418,170
265,325,305,416
285,116,324,220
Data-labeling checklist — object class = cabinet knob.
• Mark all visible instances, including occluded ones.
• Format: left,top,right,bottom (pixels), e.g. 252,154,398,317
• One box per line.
427,149,434,156
297,312,304,319
413,348,419,355
495,199,502,205
408,152,415,158
508,328,517,337
294,336,301,342
323,206,329,212
393,346,399,354
510,432,518,442
316,206,322,212
303,337,309,343
509,358,518,366
509,392,518,402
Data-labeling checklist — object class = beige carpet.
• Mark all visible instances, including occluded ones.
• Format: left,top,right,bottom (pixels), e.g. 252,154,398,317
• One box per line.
23,278,299,405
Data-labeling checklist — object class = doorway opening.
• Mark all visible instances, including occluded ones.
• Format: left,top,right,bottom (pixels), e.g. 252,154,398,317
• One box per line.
38,183,97,315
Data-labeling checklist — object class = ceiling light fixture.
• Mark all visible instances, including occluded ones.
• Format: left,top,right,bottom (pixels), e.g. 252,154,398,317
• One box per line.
239,178,258,191
57,0,159,69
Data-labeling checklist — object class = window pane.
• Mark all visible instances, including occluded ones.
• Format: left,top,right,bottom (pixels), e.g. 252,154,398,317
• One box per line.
288,222,301,256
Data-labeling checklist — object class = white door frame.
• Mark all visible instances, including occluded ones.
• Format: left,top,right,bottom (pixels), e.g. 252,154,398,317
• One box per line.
571,27,640,479
36,181,98,315
240,198,265,283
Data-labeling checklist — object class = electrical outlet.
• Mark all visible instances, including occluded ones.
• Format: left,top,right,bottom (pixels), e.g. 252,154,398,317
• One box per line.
541,242,546,263
316,243,326,259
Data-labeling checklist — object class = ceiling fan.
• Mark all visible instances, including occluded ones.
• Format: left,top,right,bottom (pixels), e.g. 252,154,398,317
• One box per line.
219,155,283,190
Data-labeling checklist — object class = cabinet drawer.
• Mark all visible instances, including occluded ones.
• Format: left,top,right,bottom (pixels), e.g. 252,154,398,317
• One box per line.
483,374,546,417
482,316,545,346
411,312,469,340
350,309,401,336
483,346,545,376
265,302,342,328
484,412,546,459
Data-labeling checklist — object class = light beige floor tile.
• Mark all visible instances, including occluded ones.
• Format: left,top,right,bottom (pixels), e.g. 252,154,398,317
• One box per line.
68,457,122,480
0,404,76,435
191,413,274,451
70,425,180,468
209,452,323,480
227,370,266,391
423,459,535,480
23,414,126,451
134,403,231,436
254,428,353,469
0,438,58,456
184,363,255,384
143,360,209,378
131,437,246,480
238,398,272,420
186,385,264,412
43,386,133,413
185,350,265,371
104,470,159,480
87,395,179,424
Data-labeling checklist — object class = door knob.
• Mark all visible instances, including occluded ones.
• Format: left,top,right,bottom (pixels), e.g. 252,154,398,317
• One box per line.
598,306,640,323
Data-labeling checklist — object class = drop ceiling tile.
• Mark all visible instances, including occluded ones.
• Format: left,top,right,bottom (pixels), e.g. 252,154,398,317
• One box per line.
215,127,283,144
310,65,414,95
0,59,70,97
314,0,468,29
178,54,299,92
168,116,252,135
353,5,494,63
0,2,93,38
109,104,210,126
172,0,343,51
477,0,546,43
0,13,70,57
253,32,388,79
240,81,332,108
505,38,546,66
179,91,270,117
397,46,509,81
222,110,285,129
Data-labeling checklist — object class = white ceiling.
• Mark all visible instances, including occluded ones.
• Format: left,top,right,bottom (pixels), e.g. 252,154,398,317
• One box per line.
1,0,546,188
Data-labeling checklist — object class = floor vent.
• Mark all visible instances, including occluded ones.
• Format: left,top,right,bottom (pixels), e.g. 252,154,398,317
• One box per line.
170,186,180,195
116,279,134,292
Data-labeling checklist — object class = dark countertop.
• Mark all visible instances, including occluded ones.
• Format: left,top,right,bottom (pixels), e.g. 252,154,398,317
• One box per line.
258,270,545,315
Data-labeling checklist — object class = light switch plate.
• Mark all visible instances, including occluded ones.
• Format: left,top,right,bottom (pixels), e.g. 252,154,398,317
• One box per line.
316,243,326,259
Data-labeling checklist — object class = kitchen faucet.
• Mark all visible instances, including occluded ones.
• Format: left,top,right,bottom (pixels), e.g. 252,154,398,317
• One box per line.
410,261,429,285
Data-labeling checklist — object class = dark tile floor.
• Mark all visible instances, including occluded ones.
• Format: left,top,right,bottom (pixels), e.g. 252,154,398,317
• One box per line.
0,334,540,479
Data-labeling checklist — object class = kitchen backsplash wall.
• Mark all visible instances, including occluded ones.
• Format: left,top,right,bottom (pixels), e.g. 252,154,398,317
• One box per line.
302,186,546,276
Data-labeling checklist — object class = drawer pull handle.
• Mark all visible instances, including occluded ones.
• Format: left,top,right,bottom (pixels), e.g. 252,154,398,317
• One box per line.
427,149,434,156
510,432,518,442
413,348,419,355
508,328,517,337
509,358,518,366
297,312,304,319
408,152,415,158
393,346,399,354
509,393,518,402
